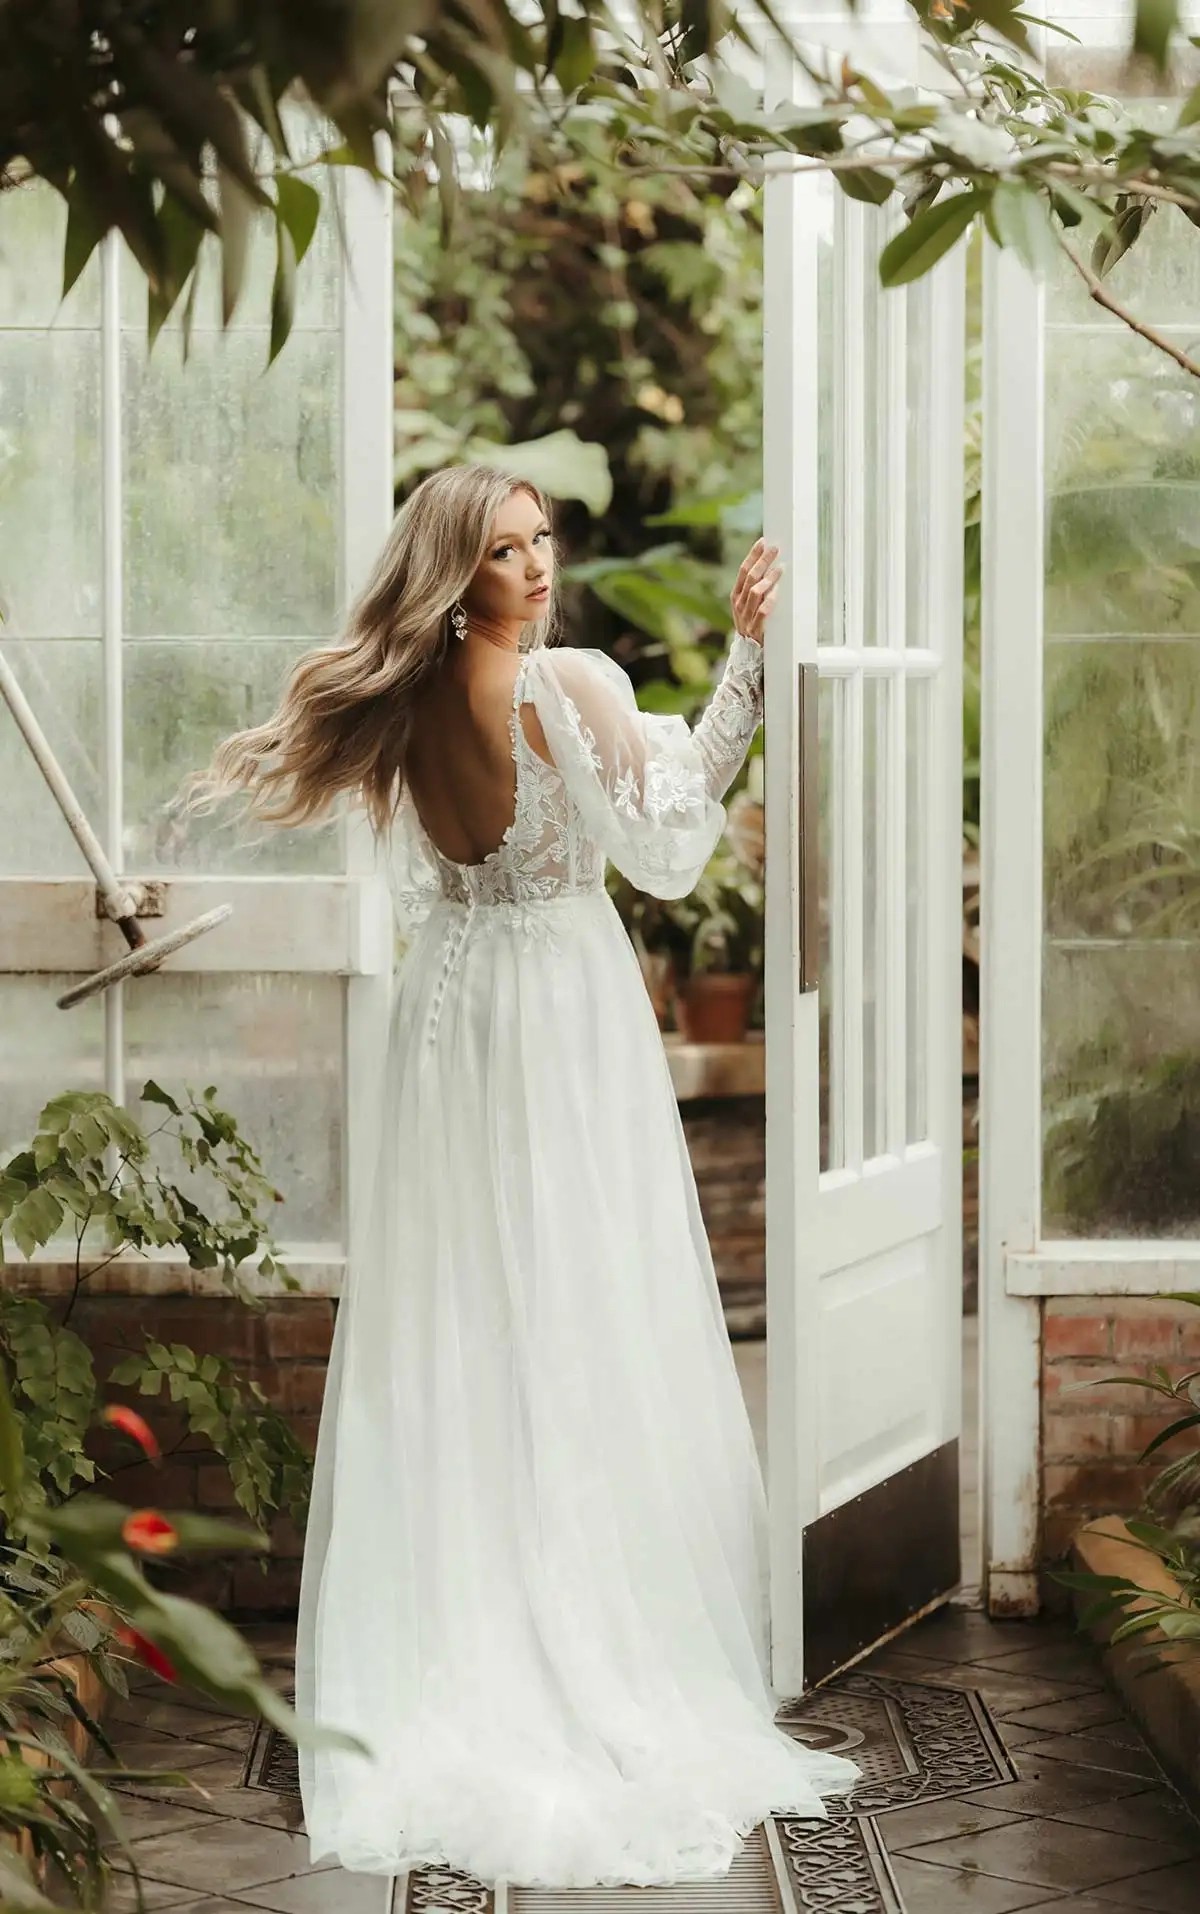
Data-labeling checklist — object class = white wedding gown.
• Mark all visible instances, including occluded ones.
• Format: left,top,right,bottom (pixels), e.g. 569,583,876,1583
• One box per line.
293,633,860,1887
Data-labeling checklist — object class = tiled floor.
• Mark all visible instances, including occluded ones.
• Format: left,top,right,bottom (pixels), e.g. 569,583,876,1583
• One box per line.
91,1606,1200,1913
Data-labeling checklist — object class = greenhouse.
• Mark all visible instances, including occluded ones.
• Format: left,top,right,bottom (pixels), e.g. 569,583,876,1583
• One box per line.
1,0,1199,1908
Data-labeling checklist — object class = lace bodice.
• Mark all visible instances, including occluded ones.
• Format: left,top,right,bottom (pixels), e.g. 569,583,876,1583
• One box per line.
379,632,765,937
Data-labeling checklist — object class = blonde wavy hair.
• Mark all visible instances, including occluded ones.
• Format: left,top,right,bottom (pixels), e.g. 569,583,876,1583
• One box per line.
180,464,562,843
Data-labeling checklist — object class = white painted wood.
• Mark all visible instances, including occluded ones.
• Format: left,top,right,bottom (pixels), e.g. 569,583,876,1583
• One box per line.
1008,1246,1200,1295
101,230,126,1113
0,877,392,974
978,234,1044,1616
763,17,965,1689
763,26,821,1696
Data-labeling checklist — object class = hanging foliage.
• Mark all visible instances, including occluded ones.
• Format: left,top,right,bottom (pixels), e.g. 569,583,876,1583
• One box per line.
1,2,1200,369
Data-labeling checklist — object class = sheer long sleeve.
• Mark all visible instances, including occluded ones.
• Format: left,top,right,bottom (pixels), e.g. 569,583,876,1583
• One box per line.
523,632,764,899
376,782,442,944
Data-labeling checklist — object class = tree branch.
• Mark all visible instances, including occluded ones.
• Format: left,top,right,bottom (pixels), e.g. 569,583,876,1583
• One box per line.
1058,234,1200,378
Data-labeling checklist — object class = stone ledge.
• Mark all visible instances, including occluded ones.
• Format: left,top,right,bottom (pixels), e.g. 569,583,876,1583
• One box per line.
663,1032,765,1101
1070,1515,1200,1811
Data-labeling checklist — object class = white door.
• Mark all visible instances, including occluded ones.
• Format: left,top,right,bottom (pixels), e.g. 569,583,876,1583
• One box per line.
762,17,967,1691
0,144,394,1303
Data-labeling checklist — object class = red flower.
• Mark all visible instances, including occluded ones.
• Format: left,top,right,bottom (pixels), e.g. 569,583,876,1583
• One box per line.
122,1509,180,1554
101,1403,161,1461
114,1624,179,1684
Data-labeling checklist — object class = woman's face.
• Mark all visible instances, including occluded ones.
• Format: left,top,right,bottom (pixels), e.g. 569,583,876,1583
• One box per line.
465,489,554,628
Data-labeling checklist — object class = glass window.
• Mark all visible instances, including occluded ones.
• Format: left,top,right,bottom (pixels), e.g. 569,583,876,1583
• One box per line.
1041,43,1200,1238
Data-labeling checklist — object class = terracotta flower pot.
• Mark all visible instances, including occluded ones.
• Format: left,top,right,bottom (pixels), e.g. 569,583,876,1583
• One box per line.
636,950,676,1029
673,972,756,1044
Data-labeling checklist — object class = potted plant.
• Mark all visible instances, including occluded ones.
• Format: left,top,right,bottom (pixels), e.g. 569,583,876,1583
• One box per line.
667,845,764,1044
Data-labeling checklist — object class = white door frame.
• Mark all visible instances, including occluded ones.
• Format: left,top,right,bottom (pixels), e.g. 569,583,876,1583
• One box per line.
978,234,1043,1615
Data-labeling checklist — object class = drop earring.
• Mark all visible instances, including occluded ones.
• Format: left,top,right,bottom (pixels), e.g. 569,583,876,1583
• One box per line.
451,601,468,642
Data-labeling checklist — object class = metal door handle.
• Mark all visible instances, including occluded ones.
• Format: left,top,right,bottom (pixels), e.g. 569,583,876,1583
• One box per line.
798,660,819,993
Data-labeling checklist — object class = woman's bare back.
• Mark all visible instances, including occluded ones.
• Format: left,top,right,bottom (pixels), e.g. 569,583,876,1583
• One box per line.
405,650,551,867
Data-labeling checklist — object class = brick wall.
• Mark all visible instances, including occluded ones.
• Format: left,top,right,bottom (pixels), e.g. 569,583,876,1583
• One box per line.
680,1095,765,1336
1041,1296,1200,1566
62,1293,334,1616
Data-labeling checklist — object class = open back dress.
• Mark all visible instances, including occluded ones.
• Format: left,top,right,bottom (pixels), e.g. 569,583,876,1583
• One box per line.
293,633,860,1888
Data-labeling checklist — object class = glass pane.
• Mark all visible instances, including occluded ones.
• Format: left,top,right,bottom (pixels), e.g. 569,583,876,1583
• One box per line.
0,641,103,875
0,978,105,1161
1044,332,1200,639
905,271,933,648
1042,943,1200,1239
861,208,888,648
122,327,339,638
816,176,840,647
862,676,886,1158
818,674,840,1172
123,641,343,875
1042,57,1200,1243
0,178,101,330
906,680,929,1144
1045,640,1200,943
0,331,102,637
124,974,344,1244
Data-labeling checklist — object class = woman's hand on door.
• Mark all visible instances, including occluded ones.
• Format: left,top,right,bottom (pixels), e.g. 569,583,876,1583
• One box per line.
731,538,782,646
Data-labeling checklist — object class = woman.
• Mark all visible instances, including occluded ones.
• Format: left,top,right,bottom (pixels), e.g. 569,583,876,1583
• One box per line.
188,465,860,1888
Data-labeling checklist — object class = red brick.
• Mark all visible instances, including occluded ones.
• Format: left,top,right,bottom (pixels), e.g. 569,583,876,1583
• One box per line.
1042,1362,1148,1413
1112,1313,1183,1360
267,1511,307,1561
195,1463,241,1513
1041,1508,1081,1563
228,1557,301,1615
263,1303,334,1362
1043,1312,1111,1360
1043,1460,1158,1512
1110,1413,1191,1461
1042,1413,1110,1461
1175,1312,1200,1358
282,1365,329,1414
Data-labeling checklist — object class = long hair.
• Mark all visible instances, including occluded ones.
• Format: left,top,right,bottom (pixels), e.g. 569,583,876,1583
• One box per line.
179,465,562,843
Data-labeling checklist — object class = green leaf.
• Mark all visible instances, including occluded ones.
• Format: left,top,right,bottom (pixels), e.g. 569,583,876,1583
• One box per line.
218,163,254,327
140,1087,180,1117
468,430,612,516
0,1840,61,1910
834,167,895,207
269,218,297,366
1134,0,1179,69
149,194,206,347
275,174,320,268
550,15,597,93
9,1188,64,1258
1139,1412,1200,1459
62,177,106,300
1091,198,1152,278
989,181,1061,276
879,192,985,288
0,1362,27,1505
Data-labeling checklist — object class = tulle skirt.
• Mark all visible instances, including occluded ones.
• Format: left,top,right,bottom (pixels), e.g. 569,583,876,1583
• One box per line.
293,887,859,1887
